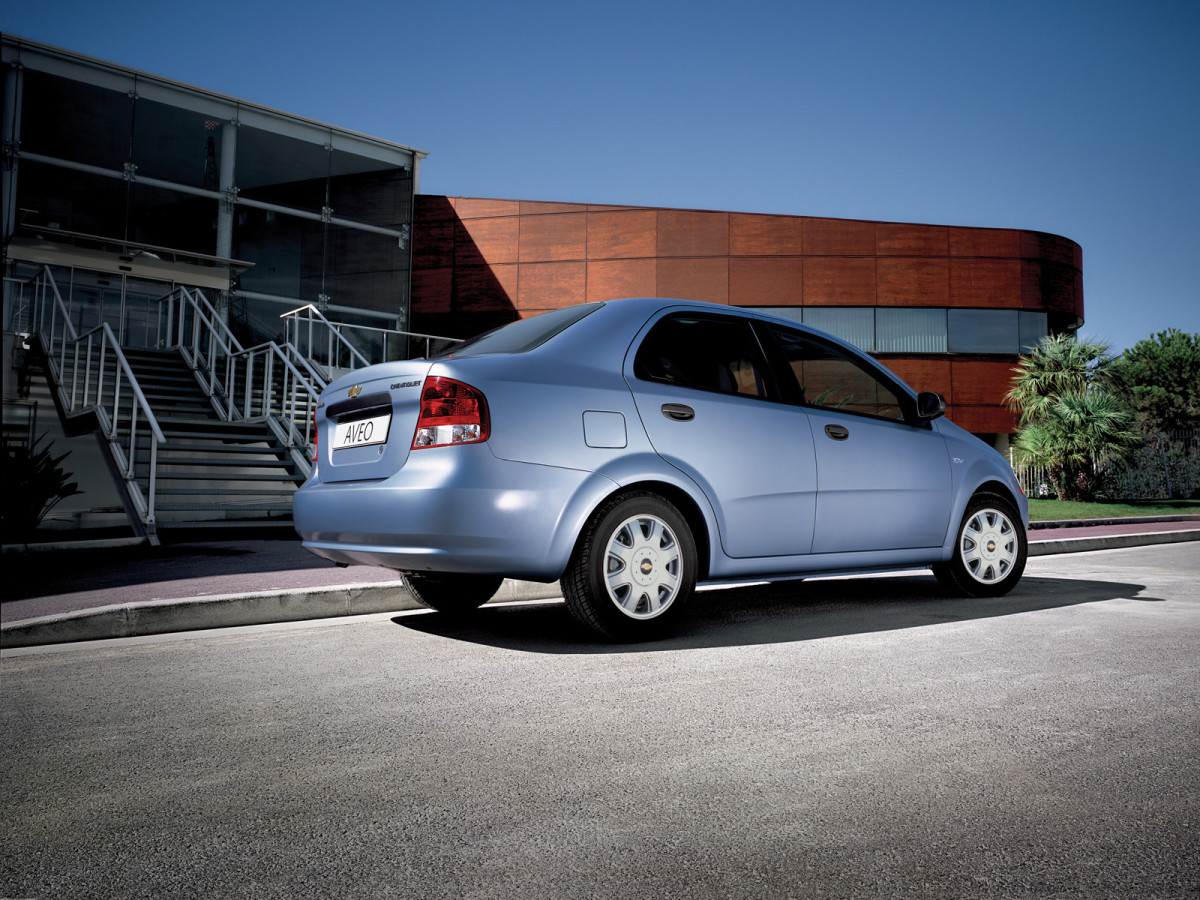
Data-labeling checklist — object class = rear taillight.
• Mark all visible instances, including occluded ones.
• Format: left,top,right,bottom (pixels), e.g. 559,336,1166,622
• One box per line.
412,377,490,449
312,409,319,463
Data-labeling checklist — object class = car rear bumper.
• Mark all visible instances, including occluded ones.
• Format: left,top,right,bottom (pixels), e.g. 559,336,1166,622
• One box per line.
293,445,593,580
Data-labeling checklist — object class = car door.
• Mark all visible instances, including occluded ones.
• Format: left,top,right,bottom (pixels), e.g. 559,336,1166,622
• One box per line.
626,311,817,559
758,321,952,554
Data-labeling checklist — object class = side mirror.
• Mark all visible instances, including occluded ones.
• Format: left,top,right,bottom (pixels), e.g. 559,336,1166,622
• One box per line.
916,391,946,421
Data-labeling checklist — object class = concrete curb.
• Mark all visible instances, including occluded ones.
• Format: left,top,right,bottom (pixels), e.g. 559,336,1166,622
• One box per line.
4,531,1197,649
1,536,150,555
1026,528,1200,557
0,579,565,650
1029,514,1200,530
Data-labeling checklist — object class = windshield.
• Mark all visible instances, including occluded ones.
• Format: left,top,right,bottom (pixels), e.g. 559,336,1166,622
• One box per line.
437,302,604,358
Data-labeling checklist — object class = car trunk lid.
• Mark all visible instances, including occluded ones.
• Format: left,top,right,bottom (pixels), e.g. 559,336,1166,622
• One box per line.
318,365,432,482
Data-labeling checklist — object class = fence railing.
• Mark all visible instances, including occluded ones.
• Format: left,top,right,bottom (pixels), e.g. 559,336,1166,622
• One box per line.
1013,429,1200,501
280,304,462,379
23,265,166,533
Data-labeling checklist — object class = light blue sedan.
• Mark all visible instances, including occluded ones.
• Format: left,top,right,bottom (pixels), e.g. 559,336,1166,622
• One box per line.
294,298,1028,639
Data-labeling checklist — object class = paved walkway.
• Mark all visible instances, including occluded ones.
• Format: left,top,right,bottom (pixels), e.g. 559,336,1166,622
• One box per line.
3,517,1197,648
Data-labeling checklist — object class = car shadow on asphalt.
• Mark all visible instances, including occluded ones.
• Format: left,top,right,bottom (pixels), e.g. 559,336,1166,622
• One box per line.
393,572,1154,653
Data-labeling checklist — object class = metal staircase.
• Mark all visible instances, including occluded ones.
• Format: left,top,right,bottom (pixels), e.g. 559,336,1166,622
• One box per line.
123,348,302,531
8,265,457,543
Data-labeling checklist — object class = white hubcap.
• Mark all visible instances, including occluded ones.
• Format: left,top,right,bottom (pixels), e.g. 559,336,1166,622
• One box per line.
960,508,1018,585
604,514,682,619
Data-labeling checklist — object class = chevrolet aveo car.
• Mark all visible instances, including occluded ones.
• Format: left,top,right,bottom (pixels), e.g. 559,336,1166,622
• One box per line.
294,298,1027,640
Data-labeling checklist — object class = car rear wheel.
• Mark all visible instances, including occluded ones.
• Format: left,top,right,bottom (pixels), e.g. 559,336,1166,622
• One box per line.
933,492,1027,597
563,492,698,641
402,573,504,614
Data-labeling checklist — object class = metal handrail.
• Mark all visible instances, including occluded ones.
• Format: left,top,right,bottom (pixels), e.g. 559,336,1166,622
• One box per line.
158,287,318,472
279,303,463,375
26,266,166,531
280,304,370,377
280,340,330,392
158,286,243,418
318,316,464,361
223,341,320,474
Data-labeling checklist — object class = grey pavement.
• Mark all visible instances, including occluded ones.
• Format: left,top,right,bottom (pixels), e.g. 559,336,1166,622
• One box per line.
3,544,1198,899
2,516,1197,648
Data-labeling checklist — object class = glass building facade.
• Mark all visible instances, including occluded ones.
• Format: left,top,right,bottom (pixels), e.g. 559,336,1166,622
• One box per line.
2,36,424,347
750,306,1049,356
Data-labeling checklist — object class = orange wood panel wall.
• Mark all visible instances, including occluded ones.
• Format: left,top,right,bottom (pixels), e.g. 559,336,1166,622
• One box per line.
412,195,1083,435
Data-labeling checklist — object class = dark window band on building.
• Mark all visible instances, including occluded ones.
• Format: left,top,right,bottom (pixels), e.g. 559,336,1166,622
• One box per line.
746,307,1049,355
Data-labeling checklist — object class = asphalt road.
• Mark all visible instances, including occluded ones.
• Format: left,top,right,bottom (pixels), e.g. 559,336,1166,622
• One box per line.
3,544,1198,899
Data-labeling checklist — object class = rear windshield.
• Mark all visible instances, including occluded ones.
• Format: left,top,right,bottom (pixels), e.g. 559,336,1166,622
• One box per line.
437,302,603,358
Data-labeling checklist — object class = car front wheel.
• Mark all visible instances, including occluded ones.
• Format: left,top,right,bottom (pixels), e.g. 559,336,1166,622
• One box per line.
933,492,1027,597
402,573,504,614
563,492,698,641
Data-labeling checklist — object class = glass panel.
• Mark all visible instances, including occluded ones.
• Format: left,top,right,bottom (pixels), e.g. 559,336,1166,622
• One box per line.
635,314,774,399
20,69,132,171
767,324,907,420
128,182,218,254
240,296,292,346
876,308,947,353
2,261,43,334
236,125,329,215
323,225,408,314
1019,311,1048,353
68,270,122,337
16,159,127,238
802,307,875,351
46,265,75,333
123,277,171,350
233,207,323,301
948,309,1019,353
132,97,228,189
329,151,412,228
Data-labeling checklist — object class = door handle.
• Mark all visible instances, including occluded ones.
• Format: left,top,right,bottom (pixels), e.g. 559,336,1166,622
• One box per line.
824,423,849,441
661,403,695,422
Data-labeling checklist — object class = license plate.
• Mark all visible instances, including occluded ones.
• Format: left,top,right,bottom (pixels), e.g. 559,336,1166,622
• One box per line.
333,413,391,450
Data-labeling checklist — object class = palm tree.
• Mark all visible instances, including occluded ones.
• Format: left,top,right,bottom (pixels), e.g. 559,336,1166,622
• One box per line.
1011,392,1142,501
1004,333,1117,425
1006,334,1140,501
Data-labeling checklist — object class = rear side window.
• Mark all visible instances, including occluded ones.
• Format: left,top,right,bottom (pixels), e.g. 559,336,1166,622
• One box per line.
634,314,774,400
438,302,603,358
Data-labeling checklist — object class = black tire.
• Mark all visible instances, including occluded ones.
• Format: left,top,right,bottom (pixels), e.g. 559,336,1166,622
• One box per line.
933,492,1027,597
402,572,503,614
562,492,698,641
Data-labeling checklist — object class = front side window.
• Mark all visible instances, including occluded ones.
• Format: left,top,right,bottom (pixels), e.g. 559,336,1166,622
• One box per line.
765,325,909,421
634,314,773,400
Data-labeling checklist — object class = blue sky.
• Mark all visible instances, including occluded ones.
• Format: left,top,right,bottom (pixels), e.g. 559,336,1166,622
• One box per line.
5,0,1198,352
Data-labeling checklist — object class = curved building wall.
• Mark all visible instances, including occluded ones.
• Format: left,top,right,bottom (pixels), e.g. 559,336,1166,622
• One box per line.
411,195,1083,437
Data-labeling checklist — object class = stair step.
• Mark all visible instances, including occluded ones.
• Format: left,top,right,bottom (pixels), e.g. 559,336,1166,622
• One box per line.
151,472,299,482
139,448,290,460
155,518,294,528
156,501,294,511
159,425,276,439
140,456,295,467
156,487,296,496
